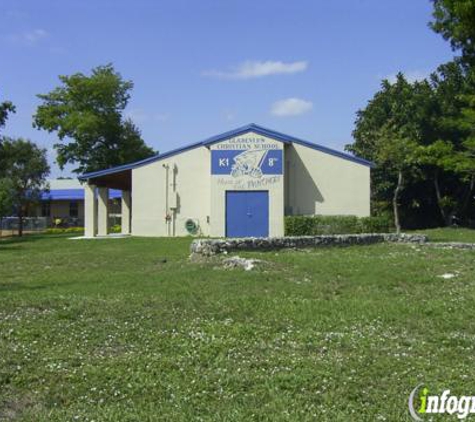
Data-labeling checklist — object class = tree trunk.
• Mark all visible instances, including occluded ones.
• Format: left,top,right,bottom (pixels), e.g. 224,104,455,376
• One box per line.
393,171,403,235
433,172,448,225
460,174,475,218
18,207,23,237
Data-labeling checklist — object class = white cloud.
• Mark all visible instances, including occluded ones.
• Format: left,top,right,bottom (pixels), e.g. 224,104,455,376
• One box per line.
203,60,308,80
383,70,429,84
5,28,48,45
24,29,47,43
270,98,313,117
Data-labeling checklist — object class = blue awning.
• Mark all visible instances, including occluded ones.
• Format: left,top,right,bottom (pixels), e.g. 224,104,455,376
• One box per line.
41,189,122,201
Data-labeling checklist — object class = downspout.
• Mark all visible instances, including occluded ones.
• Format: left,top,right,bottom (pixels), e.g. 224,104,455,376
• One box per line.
172,163,177,237
163,163,170,236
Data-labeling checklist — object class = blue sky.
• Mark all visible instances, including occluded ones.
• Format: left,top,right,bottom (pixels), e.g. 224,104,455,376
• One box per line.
0,0,454,176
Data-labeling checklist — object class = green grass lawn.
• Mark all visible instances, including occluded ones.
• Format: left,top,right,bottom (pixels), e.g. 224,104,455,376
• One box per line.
1,230,475,421
415,227,475,243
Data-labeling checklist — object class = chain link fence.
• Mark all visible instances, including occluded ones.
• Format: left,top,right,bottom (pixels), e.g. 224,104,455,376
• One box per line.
0,217,49,236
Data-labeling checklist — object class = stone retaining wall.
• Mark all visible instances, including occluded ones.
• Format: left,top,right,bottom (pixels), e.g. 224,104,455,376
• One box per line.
190,233,428,256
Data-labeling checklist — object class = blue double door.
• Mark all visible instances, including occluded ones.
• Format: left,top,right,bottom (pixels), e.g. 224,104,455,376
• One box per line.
225,191,269,238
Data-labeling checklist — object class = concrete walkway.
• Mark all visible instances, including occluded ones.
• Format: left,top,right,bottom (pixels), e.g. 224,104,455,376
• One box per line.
69,233,131,240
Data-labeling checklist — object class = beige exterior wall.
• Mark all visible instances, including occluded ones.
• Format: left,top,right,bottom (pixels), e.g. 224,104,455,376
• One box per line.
31,201,85,220
132,146,211,236
210,132,284,237
51,201,85,220
285,143,370,217
130,131,370,238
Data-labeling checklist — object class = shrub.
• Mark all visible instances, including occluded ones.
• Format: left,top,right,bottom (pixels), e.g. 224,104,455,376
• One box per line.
45,227,84,234
45,225,123,235
110,224,121,233
359,215,393,233
285,215,394,236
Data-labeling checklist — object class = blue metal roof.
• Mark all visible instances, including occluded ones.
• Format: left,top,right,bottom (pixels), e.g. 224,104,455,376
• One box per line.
41,188,122,201
79,123,374,181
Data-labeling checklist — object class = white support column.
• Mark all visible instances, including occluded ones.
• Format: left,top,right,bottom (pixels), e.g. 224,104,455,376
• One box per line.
84,183,97,238
97,187,109,236
121,190,131,235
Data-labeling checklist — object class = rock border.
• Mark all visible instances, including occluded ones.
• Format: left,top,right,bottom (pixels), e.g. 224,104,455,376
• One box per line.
190,233,428,256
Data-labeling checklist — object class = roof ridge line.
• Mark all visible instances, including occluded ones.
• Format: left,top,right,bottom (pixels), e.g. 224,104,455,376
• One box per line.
79,123,373,180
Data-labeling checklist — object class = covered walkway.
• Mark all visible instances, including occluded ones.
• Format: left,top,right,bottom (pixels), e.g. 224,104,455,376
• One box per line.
81,169,132,238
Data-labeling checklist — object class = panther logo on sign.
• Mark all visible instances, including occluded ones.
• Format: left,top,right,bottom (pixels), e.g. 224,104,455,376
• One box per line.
231,150,269,179
211,146,282,176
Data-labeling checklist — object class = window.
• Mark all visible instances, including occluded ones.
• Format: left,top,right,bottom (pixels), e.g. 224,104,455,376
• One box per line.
41,202,51,217
69,201,79,218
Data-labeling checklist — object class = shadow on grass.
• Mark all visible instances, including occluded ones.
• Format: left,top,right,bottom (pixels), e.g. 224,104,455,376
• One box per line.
0,280,78,292
0,233,69,249
0,282,45,292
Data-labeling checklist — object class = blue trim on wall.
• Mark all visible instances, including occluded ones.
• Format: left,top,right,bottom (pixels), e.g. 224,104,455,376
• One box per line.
79,123,374,181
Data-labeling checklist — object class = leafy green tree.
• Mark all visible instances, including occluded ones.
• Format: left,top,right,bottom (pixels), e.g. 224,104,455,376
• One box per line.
425,60,475,223
0,178,14,237
430,0,475,63
0,91,15,132
348,3,475,229
0,138,50,236
454,93,475,211
373,127,420,234
348,74,434,229
0,91,16,236
351,74,436,159
416,140,458,224
430,0,475,219
34,64,155,174
349,64,475,228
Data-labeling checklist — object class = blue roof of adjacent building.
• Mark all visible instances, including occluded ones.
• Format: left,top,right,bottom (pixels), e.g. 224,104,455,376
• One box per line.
41,188,122,201
79,123,375,181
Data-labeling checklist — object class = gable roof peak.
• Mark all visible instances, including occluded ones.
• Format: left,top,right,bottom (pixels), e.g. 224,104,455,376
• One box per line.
79,123,374,181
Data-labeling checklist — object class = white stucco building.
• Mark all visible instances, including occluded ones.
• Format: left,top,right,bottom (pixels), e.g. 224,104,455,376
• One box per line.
79,124,373,238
